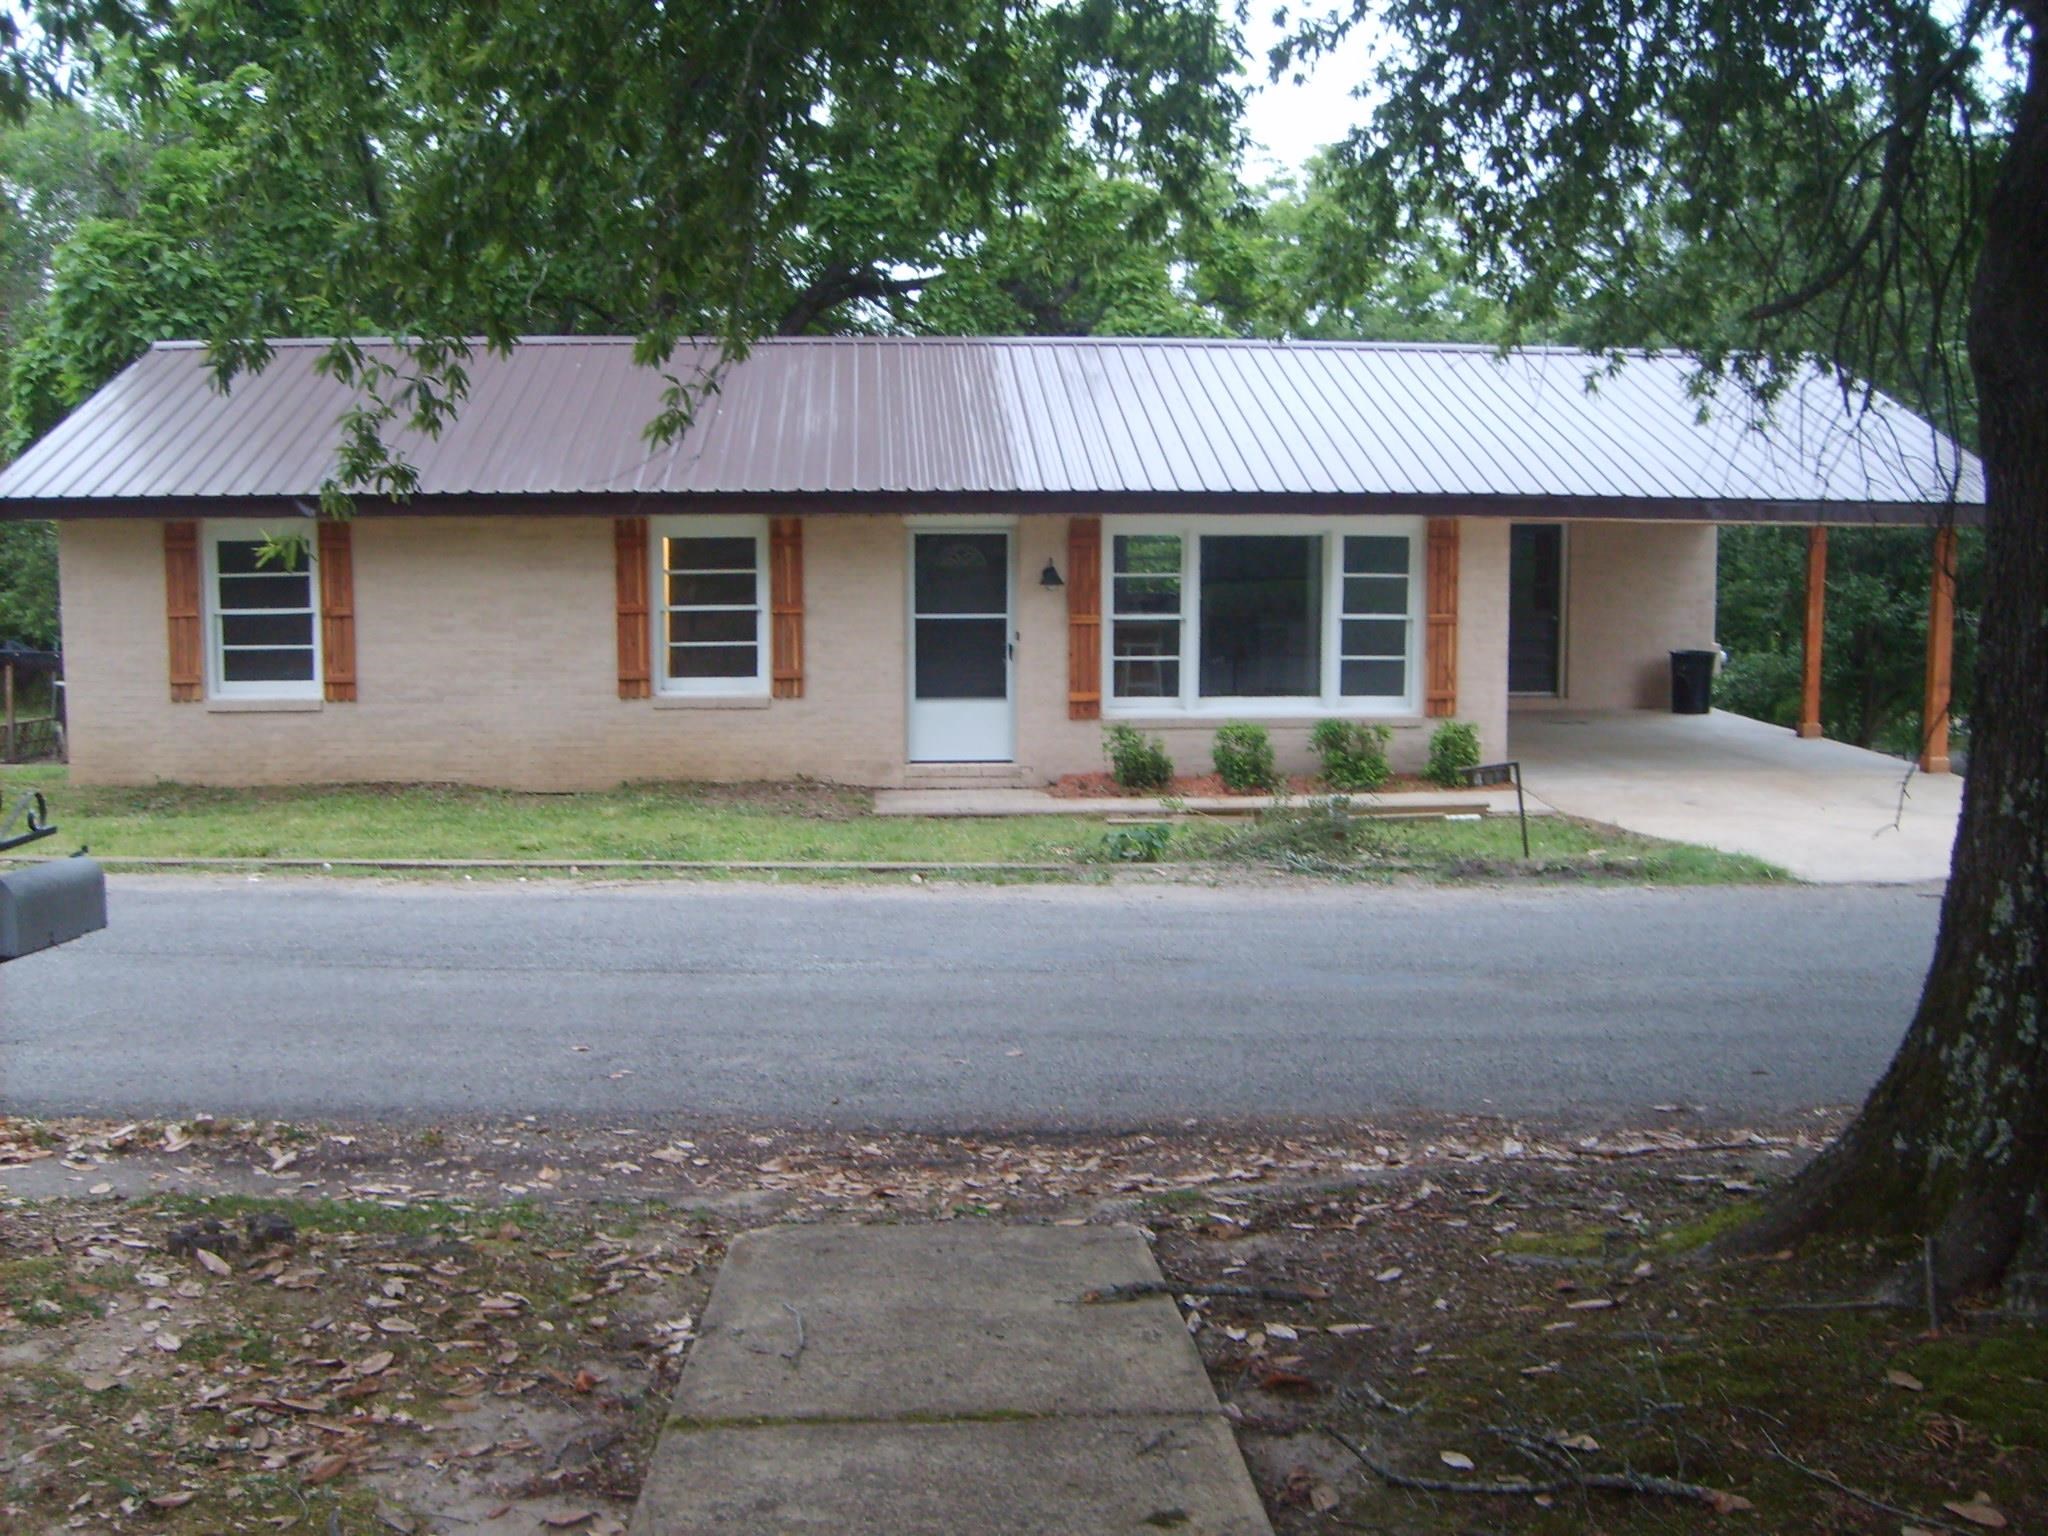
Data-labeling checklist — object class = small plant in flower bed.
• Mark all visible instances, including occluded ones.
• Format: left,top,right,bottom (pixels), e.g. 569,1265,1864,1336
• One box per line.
1102,723,1174,790
1101,822,1174,862
1425,719,1483,787
1210,721,1278,793
1309,719,1393,792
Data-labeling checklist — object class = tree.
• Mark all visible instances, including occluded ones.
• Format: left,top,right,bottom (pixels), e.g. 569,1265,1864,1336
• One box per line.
1288,0,2044,1302
1715,525,1985,755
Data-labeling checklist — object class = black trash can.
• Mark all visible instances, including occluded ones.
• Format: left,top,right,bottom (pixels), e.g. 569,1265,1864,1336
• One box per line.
1670,649,1717,715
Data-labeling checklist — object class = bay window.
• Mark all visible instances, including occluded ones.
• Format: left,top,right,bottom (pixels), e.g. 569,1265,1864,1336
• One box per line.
1103,518,1422,712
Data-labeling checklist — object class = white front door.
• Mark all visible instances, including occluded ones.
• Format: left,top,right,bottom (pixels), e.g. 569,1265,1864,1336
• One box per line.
908,530,1014,762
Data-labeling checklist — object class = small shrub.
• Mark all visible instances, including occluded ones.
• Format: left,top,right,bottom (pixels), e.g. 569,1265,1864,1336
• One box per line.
1424,720,1483,788
1309,719,1393,792
1101,823,1173,862
1103,723,1174,791
1211,721,1278,793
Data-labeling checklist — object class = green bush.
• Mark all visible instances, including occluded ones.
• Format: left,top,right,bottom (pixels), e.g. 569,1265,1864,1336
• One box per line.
1424,720,1483,788
1101,822,1173,862
1103,724,1174,790
1308,719,1393,792
1210,721,1278,793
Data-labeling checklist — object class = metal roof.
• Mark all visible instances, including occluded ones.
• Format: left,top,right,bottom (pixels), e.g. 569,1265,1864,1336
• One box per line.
0,335,1982,516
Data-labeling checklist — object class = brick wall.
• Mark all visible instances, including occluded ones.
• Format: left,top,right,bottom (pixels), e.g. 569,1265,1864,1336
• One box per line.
1509,521,1719,713
59,511,1522,787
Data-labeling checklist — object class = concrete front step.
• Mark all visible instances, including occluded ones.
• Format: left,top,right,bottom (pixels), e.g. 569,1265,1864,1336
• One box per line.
629,1224,1273,1536
901,762,1042,790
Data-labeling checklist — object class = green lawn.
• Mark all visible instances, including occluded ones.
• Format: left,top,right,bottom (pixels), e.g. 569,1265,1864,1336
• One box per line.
0,765,1788,882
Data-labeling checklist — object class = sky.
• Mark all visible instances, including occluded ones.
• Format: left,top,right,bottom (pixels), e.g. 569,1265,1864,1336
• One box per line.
1235,5,1381,183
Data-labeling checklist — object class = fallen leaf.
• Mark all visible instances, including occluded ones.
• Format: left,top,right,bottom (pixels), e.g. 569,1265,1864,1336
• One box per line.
1885,1369,1925,1392
542,1513,596,1529
89,1181,113,1195
194,1248,233,1277
1943,1493,2008,1529
1439,1451,1475,1471
301,1455,351,1486
356,1349,396,1376
377,1317,420,1335
1252,1363,1317,1393
1705,1490,1755,1514
375,1507,417,1534
1310,1483,1340,1513
80,1374,118,1393
148,1492,196,1509
1566,1297,1616,1311
154,1331,182,1353
1555,1433,1600,1452
1375,1267,1403,1284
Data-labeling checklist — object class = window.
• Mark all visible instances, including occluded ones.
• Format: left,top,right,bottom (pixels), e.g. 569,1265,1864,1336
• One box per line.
1339,535,1412,698
1199,535,1321,697
205,521,321,699
654,516,768,695
1111,534,1183,699
1101,517,1421,713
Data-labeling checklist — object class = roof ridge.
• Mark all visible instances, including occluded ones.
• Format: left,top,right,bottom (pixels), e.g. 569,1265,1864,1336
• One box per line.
144,334,1689,360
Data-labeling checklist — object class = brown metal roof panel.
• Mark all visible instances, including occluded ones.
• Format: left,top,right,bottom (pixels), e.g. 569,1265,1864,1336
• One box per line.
1483,351,1669,499
1305,348,1447,495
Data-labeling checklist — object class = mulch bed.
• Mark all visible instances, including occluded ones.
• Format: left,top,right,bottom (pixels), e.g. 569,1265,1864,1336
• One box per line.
1050,771,1444,799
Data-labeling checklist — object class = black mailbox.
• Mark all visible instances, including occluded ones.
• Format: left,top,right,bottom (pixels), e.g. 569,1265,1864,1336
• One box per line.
0,857,107,960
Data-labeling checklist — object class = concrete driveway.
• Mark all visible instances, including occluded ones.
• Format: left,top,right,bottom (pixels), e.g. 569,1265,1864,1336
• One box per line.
1512,709,1961,883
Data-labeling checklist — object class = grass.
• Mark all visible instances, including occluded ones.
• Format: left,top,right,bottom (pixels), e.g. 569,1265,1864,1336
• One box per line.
1,765,1788,883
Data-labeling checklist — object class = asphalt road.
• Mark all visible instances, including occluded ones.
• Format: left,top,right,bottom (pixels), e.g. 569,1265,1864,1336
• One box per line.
0,878,1940,1129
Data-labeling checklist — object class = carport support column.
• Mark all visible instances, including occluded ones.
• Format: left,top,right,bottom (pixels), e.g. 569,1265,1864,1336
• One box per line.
1920,524,1957,774
1798,526,1827,739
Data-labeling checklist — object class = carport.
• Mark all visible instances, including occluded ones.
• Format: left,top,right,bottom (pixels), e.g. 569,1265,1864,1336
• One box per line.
1510,709,1962,883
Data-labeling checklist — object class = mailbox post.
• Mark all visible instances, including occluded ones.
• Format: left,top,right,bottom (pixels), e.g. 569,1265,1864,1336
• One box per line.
0,792,106,960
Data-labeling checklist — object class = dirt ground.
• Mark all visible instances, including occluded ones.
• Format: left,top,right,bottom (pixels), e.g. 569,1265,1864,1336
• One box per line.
3,1110,2040,1535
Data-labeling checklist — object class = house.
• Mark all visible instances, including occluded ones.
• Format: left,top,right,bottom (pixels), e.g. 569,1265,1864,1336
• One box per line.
0,336,1981,790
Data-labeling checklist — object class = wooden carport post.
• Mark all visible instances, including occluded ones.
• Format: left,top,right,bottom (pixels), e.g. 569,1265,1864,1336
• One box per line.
1798,526,1828,738
1920,524,1957,774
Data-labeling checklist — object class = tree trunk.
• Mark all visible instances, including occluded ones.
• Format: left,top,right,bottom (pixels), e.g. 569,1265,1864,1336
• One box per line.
1744,8,2048,1306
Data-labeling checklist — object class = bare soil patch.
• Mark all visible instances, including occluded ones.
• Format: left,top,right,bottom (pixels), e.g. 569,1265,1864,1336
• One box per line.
7,1109,2036,1534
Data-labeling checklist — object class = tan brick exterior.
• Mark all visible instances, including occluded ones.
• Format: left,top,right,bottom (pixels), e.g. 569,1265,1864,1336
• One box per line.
55,512,1660,788
1508,521,1719,714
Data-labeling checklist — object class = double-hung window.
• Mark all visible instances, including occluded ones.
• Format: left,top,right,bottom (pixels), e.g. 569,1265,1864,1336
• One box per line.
1102,517,1422,714
205,520,322,700
653,515,769,696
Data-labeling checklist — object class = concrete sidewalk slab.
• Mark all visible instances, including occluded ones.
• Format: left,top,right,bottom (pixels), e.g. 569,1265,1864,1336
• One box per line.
637,1416,1270,1536
1512,710,1961,884
670,1224,1217,1422
631,1224,1273,1536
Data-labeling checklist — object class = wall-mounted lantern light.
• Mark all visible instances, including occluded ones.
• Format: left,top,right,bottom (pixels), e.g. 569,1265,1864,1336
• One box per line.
1039,559,1064,590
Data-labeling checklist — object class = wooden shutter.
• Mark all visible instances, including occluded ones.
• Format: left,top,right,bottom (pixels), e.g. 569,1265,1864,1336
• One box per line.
615,517,651,699
318,520,357,702
1067,516,1102,720
769,516,804,699
164,520,203,702
1424,517,1459,717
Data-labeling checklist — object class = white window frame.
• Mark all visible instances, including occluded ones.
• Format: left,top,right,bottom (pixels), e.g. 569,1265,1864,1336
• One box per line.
203,518,323,701
651,514,771,698
1101,514,1425,717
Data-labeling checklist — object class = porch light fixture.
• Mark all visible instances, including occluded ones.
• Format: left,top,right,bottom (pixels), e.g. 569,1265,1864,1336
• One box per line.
1039,559,1064,589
